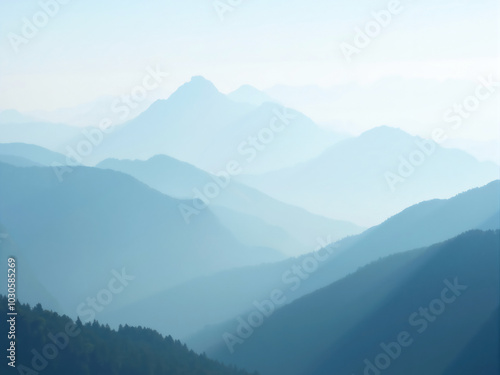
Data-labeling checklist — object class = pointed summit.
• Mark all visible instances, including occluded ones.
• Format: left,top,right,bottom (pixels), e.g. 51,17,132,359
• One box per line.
130,75,231,126
170,76,222,101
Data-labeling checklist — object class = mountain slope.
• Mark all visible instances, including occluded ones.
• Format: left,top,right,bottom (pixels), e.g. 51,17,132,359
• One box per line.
83,76,344,173
110,182,499,341
195,102,346,174
442,306,499,375
0,162,283,317
0,142,68,166
87,76,255,165
240,126,500,225
186,181,500,349
0,154,41,167
228,85,279,106
210,205,301,257
0,296,254,375
97,155,364,257
0,78,345,174
0,122,81,153
205,230,499,375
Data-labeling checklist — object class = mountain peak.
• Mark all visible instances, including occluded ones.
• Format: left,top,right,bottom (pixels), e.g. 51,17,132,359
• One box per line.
359,125,412,140
189,75,212,84
228,85,278,106
167,76,223,103
185,75,219,92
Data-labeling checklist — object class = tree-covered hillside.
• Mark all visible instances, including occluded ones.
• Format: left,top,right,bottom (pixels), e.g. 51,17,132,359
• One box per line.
0,296,255,375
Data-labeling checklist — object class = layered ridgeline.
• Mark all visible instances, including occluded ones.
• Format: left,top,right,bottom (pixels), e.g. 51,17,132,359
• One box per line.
91,77,344,173
0,109,38,124
202,230,499,375
0,119,82,152
239,126,500,226
0,77,345,174
0,297,255,375
227,85,280,107
0,142,364,257
97,155,363,257
101,181,499,341
0,161,284,317
0,143,68,167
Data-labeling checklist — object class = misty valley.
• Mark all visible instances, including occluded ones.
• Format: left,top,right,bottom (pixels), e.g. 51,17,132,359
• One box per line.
1,1,499,374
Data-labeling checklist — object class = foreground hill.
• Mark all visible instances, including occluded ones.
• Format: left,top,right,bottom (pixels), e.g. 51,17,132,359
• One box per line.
442,306,499,375
0,296,255,375
205,230,499,375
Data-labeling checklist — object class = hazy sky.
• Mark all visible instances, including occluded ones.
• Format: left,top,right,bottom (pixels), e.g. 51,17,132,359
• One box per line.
0,0,498,141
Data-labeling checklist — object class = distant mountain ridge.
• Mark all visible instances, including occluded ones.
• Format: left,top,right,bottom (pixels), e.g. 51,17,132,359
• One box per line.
239,125,500,225
0,142,68,166
228,84,279,106
0,121,82,154
97,154,364,257
0,77,346,174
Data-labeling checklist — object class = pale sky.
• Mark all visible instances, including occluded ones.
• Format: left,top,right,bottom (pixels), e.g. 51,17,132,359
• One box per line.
0,0,498,143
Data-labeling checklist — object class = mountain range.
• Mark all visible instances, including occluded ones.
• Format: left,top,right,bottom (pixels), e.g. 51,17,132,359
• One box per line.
239,126,499,226
1,75,499,375
228,84,279,107
202,229,499,375
97,154,363,257
0,142,68,166
88,76,344,173
0,161,284,316
97,180,499,341
0,77,346,175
